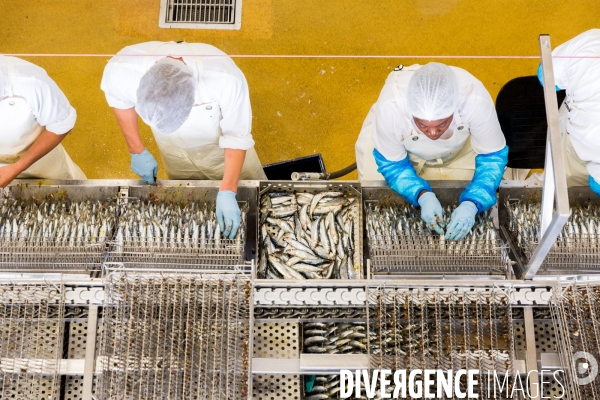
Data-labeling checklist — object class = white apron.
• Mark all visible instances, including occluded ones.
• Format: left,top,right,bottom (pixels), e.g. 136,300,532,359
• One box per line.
358,67,476,181
0,59,85,179
521,51,600,187
147,43,266,181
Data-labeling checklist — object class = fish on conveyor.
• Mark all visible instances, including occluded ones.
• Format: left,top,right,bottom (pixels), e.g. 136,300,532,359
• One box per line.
117,200,247,250
506,200,600,251
0,198,116,246
260,191,360,279
365,202,497,253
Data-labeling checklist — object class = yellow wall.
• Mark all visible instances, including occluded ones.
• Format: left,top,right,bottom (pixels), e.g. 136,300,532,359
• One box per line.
1,0,598,179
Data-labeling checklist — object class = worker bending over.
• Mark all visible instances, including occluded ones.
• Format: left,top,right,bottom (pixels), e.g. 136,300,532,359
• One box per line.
0,56,86,186
538,29,600,197
101,41,266,239
355,62,508,240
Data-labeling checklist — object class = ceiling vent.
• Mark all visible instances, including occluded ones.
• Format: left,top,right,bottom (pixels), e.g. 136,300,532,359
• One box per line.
159,0,242,30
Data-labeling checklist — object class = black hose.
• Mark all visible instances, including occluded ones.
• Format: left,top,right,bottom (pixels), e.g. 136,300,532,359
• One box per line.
326,163,357,180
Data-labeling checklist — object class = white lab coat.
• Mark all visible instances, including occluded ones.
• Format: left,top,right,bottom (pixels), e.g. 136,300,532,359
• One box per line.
355,64,506,180
552,29,600,183
101,41,266,180
0,56,85,179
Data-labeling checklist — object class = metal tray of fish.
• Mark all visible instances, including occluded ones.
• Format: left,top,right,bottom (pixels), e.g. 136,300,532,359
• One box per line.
257,181,363,280
500,185,600,276
0,183,119,271
106,184,254,269
363,182,510,277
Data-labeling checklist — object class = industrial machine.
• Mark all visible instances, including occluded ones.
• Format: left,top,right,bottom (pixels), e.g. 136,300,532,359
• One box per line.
1,35,598,400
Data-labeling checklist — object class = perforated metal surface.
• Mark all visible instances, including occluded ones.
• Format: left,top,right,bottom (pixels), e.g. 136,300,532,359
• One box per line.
253,322,299,359
63,376,83,400
0,376,60,399
535,320,558,354
543,372,575,400
66,321,88,359
252,374,300,400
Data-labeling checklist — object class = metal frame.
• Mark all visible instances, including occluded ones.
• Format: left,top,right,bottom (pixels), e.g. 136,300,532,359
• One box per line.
522,35,570,279
158,0,242,30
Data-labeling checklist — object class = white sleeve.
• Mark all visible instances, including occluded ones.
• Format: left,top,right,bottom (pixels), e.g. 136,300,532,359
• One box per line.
371,100,409,162
29,74,76,135
100,62,140,109
217,73,255,150
461,81,506,154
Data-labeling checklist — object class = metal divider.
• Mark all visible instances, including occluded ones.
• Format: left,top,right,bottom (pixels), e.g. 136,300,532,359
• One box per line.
521,35,570,279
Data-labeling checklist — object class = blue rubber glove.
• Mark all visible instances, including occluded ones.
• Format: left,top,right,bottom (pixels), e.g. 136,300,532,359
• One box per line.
446,201,478,240
590,175,600,197
130,149,158,184
537,63,562,91
373,149,431,206
216,190,241,239
460,146,509,213
417,191,445,235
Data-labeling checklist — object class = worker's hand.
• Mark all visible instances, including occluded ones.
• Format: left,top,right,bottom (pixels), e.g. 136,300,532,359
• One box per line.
216,190,241,239
417,191,445,235
446,201,478,240
0,164,22,188
130,149,158,184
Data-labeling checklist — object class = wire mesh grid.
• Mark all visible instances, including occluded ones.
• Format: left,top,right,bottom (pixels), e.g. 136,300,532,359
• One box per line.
106,200,247,270
0,281,65,399
504,199,600,273
367,287,517,398
166,0,236,24
366,201,510,276
551,284,600,400
521,238,600,272
0,198,116,271
97,271,252,400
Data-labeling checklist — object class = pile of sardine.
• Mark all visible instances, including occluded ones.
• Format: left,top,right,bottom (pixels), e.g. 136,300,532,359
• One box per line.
0,198,116,246
506,201,600,250
254,307,365,320
366,203,497,249
305,375,391,400
303,322,368,354
115,200,246,250
258,191,359,280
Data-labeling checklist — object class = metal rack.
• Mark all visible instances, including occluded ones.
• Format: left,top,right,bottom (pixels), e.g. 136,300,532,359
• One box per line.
500,185,600,278
551,283,600,400
0,183,121,272
97,270,252,400
363,181,512,278
105,183,258,270
0,280,65,399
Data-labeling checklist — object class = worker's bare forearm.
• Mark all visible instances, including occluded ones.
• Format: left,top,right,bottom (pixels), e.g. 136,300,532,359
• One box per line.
14,129,65,173
220,148,246,192
113,107,145,154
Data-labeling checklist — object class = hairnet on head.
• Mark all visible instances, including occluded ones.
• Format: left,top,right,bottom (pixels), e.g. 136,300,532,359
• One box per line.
407,62,460,121
136,58,196,134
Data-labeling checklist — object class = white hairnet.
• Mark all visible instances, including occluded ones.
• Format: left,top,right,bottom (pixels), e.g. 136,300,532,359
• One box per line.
407,62,460,121
136,58,196,134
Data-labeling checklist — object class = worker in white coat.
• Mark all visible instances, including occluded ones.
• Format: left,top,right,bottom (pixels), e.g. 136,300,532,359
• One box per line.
538,29,600,196
101,41,267,239
355,62,509,240
0,56,86,186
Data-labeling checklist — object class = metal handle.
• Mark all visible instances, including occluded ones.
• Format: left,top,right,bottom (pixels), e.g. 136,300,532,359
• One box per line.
522,35,570,279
